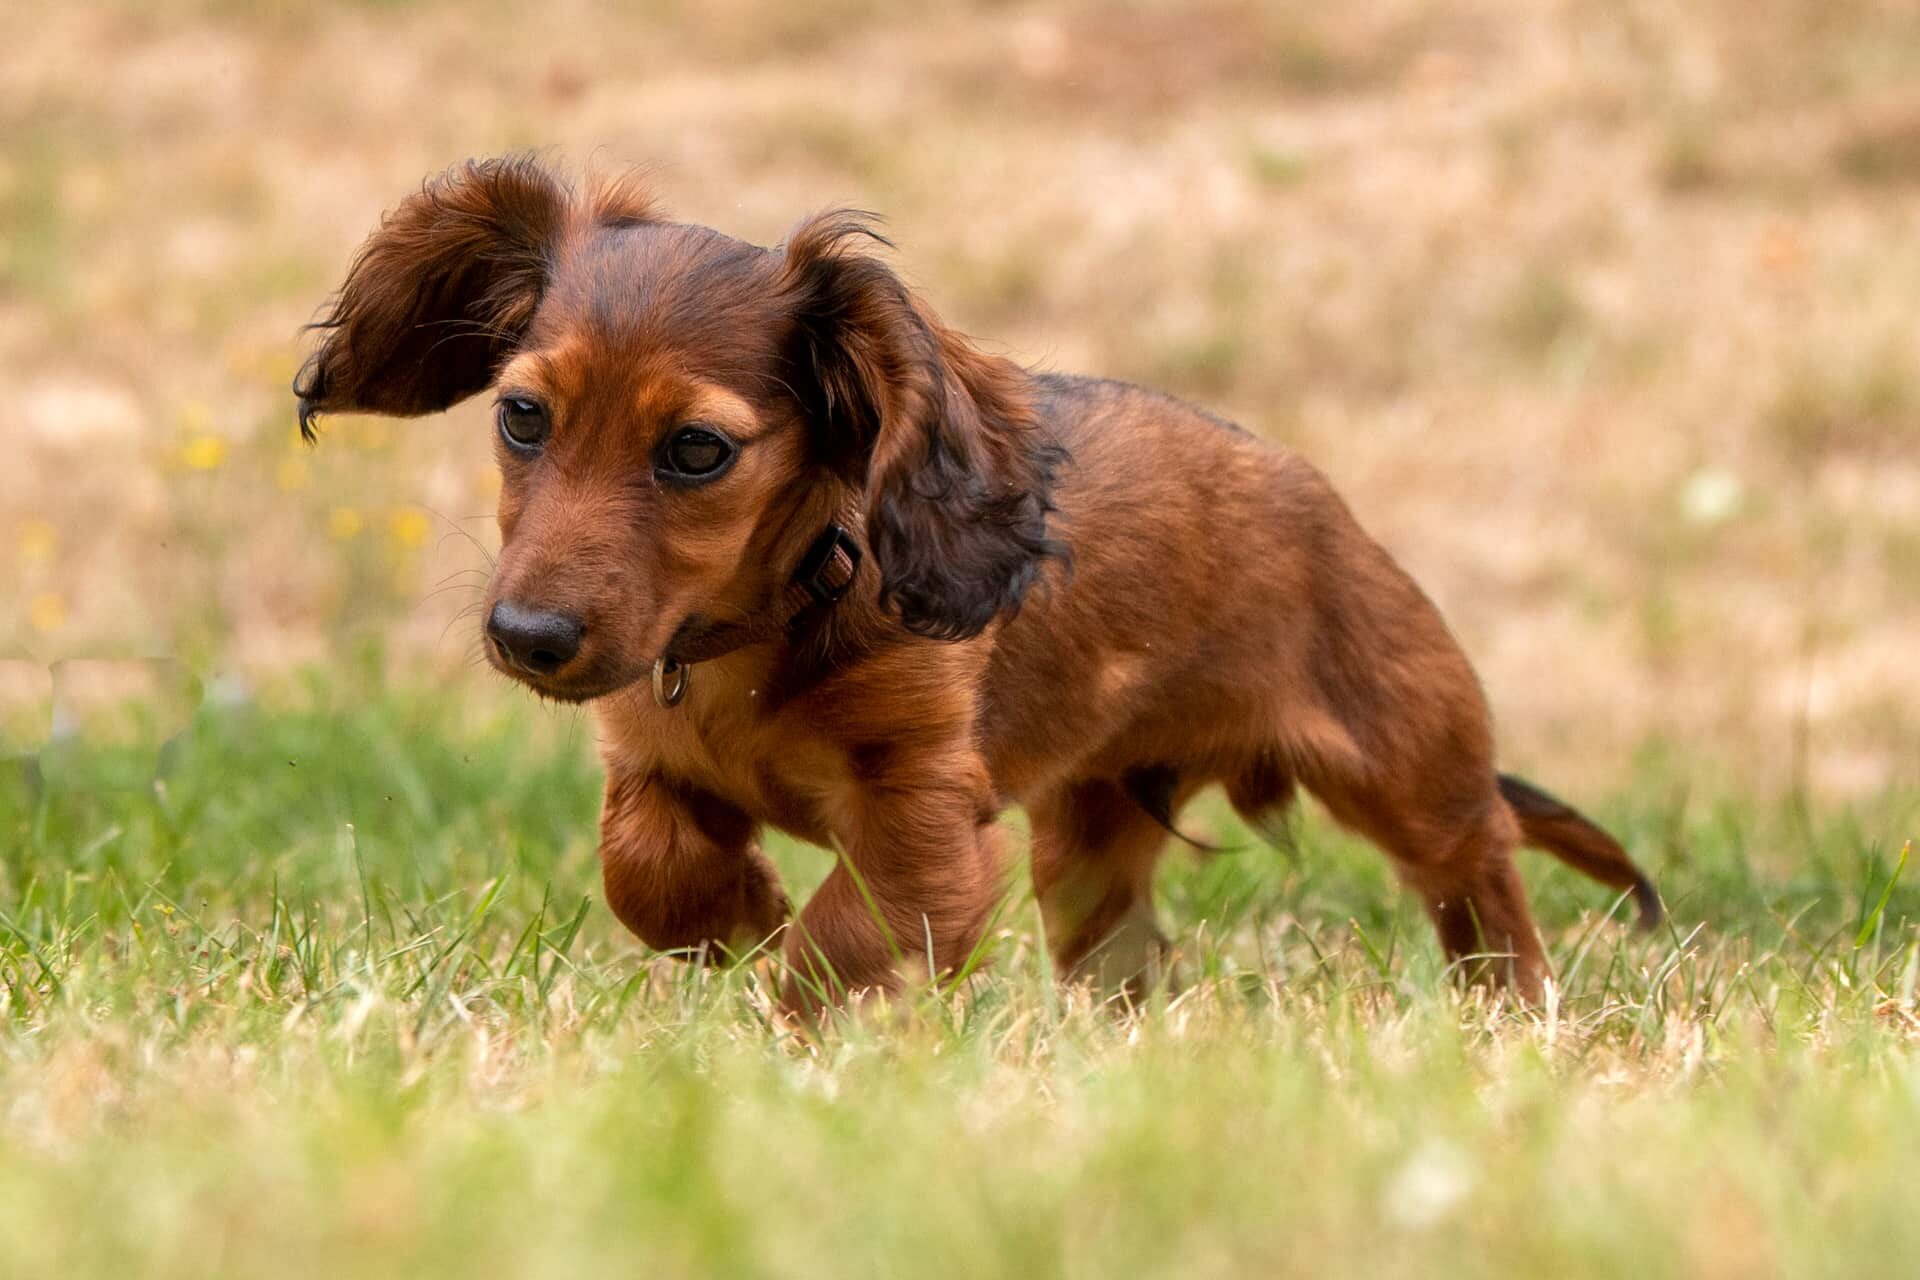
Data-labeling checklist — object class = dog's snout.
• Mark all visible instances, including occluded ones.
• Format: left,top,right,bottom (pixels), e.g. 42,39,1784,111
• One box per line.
486,602,585,676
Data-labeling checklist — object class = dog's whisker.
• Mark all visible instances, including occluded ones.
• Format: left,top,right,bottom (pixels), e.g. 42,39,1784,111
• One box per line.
417,581,486,607
420,507,498,570
440,611,484,650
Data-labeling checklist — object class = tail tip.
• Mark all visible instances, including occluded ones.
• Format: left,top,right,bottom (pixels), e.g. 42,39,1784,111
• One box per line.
1631,878,1665,931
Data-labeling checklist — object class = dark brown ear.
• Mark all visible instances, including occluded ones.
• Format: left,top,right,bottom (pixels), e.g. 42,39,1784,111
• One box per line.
294,155,580,439
777,212,1068,640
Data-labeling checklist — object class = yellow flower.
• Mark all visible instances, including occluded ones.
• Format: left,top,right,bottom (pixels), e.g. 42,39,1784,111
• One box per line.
386,508,432,551
181,435,229,471
28,592,67,633
327,507,364,540
17,518,57,563
276,457,309,492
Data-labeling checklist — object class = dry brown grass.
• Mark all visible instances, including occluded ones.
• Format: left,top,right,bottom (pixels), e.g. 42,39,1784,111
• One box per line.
3,0,1916,795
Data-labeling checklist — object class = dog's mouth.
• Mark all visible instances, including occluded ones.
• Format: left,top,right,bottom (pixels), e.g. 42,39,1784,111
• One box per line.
497,664,641,704
483,640,645,704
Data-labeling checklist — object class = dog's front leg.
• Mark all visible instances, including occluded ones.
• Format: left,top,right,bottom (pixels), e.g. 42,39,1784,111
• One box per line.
781,747,1006,1015
598,766,791,962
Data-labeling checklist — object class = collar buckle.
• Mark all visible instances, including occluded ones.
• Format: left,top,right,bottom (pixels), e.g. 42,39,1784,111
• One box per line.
793,522,862,606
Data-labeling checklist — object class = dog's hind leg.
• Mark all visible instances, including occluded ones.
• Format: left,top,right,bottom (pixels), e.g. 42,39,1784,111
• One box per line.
1309,768,1551,1001
1282,708,1551,1001
1030,777,1183,998
1396,832,1550,1001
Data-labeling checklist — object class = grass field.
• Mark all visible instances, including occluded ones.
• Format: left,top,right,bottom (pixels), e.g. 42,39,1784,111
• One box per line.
2,676,1915,1278
5,0,1919,1274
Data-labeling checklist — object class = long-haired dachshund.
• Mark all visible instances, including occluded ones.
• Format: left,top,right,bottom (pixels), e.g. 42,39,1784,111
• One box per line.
296,156,1660,1013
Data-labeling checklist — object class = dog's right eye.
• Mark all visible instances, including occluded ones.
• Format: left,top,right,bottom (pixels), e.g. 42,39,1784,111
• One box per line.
496,398,550,453
656,426,736,484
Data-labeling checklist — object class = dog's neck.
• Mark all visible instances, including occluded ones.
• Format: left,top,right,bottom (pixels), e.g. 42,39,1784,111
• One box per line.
649,495,865,707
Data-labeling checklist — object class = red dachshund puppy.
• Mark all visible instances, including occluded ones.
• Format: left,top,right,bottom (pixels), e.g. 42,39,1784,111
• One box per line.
296,156,1660,1012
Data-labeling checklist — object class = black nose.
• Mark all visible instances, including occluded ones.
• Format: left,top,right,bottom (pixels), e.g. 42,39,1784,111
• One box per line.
486,602,584,676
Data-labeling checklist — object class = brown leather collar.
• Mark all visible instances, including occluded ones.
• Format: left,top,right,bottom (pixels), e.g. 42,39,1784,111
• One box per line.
651,513,863,708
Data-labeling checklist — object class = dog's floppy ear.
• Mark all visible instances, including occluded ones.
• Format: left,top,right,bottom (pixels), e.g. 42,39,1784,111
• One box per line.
294,155,584,439
777,213,1067,641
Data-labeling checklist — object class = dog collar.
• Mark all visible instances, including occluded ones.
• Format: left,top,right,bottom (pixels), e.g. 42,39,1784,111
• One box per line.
650,515,863,709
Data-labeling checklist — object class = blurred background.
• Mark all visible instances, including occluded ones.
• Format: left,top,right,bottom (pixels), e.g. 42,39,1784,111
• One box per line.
2,0,1915,800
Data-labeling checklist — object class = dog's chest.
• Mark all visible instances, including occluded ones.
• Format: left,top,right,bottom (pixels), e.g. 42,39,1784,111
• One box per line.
598,689,845,844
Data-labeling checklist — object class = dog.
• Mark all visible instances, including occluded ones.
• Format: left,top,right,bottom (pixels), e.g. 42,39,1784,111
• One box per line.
295,155,1661,1013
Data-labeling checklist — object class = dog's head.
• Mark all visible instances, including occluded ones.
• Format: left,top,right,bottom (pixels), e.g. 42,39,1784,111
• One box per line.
296,156,1064,701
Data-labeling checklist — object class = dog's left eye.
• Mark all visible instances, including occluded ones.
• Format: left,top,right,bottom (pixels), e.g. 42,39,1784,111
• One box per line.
497,398,550,452
657,426,735,482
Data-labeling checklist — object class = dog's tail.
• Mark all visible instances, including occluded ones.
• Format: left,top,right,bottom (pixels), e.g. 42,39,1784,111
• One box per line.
1498,774,1663,929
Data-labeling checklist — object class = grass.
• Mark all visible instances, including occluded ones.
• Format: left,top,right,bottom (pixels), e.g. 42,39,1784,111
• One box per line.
1,676,1915,1278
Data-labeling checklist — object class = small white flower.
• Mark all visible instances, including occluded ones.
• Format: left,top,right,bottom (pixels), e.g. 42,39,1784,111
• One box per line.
1680,468,1743,526
1384,1138,1477,1229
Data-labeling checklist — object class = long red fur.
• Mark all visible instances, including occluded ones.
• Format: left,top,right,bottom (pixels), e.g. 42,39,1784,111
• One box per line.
299,157,1661,1013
